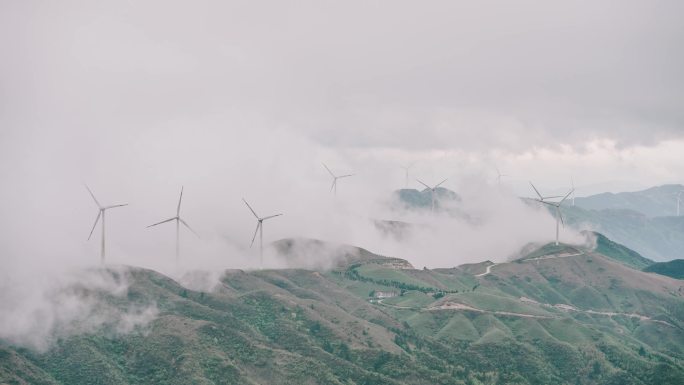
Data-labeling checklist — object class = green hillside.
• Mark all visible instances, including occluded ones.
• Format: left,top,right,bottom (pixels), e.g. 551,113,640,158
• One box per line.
589,231,654,270
2,239,683,384
644,260,684,279
394,188,460,211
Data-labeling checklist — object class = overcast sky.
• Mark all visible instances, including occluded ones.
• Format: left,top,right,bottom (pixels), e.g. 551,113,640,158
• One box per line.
1,0,684,268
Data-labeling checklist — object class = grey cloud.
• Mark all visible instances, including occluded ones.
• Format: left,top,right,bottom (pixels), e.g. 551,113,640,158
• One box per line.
1,0,683,153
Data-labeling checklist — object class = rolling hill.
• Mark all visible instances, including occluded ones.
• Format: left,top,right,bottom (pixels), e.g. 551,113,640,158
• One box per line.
1,237,683,385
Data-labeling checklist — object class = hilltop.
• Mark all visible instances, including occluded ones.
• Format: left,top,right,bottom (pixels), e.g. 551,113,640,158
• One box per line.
1,236,683,384
393,187,460,212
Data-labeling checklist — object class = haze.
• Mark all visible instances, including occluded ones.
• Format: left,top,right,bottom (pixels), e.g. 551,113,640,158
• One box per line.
0,0,681,307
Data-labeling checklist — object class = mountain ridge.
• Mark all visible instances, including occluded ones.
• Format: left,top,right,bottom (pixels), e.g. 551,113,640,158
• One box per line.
2,235,683,384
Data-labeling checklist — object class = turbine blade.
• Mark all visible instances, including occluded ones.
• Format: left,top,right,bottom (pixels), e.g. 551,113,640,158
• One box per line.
262,213,283,221
529,182,543,200
179,218,200,238
338,174,354,178
416,179,430,190
557,207,565,227
250,222,260,247
322,163,335,177
434,178,448,188
104,203,128,210
87,211,102,240
84,184,102,209
330,179,336,192
177,186,184,216
559,188,574,205
147,217,177,228
242,198,259,218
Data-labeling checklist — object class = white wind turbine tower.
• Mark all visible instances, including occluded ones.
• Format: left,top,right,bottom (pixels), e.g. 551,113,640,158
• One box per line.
147,187,199,263
416,178,448,213
400,162,417,188
322,163,354,196
530,182,574,246
85,185,128,265
243,199,282,268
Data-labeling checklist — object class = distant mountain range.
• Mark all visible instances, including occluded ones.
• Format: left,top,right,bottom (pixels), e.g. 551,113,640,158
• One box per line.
574,184,684,217
392,184,684,262
553,185,684,261
2,235,683,384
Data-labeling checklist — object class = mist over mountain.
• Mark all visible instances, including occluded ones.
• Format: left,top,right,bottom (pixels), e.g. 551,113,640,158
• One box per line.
553,186,684,261
3,0,684,384
2,236,683,384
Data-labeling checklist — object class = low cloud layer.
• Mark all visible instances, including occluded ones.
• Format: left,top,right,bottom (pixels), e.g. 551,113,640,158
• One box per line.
0,0,681,350
0,265,158,352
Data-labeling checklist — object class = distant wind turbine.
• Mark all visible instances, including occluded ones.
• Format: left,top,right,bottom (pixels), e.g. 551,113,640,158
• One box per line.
400,162,417,188
416,178,448,213
85,185,128,265
243,199,282,268
530,182,574,246
677,191,683,216
147,187,199,263
322,163,354,196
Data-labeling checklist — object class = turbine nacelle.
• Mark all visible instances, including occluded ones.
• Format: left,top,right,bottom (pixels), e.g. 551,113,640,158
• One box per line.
147,186,199,262
322,163,354,195
529,182,574,245
84,184,128,264
416,177,448,213
243,198,283,268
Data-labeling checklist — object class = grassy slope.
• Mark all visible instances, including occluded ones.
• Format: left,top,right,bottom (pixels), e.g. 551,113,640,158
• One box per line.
2,242,684,385
590,232,654,270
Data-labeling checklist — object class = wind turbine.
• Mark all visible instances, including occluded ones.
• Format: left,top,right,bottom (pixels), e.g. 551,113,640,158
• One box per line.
495,167,508,186
677,191,683,216
147,187,199,263
243,199,282,268
85,185,128,265
322,163,354,196
530,182,574,246
416,178,448,213
400,162,417,188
